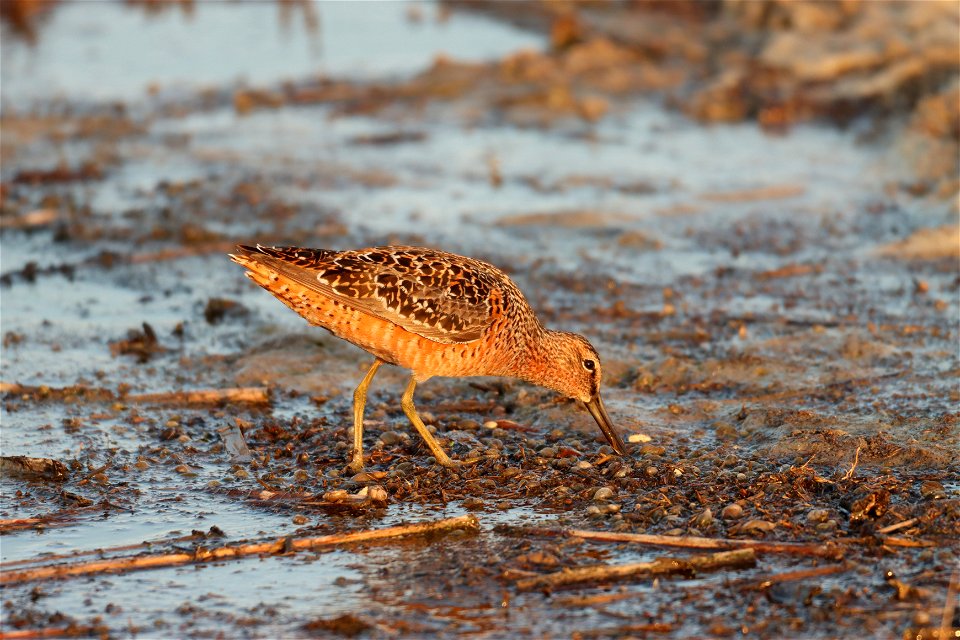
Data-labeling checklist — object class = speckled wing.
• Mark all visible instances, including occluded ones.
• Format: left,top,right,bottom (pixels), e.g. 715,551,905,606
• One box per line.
235,245,503,343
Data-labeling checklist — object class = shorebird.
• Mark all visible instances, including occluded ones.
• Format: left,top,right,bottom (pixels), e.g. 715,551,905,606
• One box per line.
230,245,626,470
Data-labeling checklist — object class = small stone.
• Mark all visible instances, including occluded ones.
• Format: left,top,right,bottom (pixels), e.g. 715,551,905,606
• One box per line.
526,551,559,567
714,422,737,439
539,447,557,459
693,508,714,528
721,503,744,519
738,519,777,536
639,444,666,456
366,485,388,504
816,520,839,533
483,421,498,429
292,515,309,525
575,461,593,470
806,508,830,523
919,480,946,500
380,431,404,446
462,497,484,510
323,489,350,503
593,487,615,501
645,466,658,477
586,505,603,516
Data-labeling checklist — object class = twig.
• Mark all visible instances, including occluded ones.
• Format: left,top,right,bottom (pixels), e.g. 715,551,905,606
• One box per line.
0,625,104,639
842,443,862,481
750,564,852,590
1,515,479,585
554,592,638,607
0,531,214,568
876,518,919,535
126,387,270,406
76,463,111,484
0,383,270,406
879,536,936,548
572,623,673,638
941,564,959,640
514,549,755,591
0,517,47,532
498,525,843,559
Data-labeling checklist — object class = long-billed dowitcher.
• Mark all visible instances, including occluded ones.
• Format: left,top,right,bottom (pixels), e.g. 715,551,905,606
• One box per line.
230,245,626,470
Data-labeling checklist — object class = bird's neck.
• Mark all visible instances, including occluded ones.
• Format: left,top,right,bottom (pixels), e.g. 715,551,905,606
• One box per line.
510,328,564,389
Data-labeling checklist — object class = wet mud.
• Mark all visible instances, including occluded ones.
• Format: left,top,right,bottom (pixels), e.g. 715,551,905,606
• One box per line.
1,2,958,638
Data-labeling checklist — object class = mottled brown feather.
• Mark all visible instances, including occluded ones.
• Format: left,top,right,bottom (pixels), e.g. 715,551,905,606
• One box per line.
233,245,522,344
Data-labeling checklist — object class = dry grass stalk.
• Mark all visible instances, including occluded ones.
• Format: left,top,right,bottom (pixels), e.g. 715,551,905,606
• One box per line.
514,548,756,591
126,387,269,405
1,514,480,585
504,525,844,559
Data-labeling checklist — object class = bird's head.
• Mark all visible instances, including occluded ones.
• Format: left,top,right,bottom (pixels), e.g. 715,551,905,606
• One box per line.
532,331,627,455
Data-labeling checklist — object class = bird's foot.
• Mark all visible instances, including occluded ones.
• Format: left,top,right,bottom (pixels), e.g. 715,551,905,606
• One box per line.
345,455,365,475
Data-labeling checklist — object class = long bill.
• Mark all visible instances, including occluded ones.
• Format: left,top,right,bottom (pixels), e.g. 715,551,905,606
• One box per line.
584,393,627,455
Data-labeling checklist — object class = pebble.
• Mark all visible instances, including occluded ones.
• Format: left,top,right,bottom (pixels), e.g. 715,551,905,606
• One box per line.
714,422,737,439
458,419,481,431
575,461,593,470
919,480,946,500
366,485,388,504
380,430,404,445
292,515,309,525
721,503,744,519
645,466,658,477
806,508,830,523
593,487,615,501
483,420,498,429
739,519,777,535
693,508,714,528
538,447,557,459
462,497,484,510
639,444,666,456
816,520,838,533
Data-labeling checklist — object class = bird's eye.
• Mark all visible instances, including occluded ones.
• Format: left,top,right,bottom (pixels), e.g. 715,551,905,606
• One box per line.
582,359,596,372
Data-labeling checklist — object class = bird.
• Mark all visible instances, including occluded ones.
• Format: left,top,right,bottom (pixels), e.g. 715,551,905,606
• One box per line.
229,244,627,471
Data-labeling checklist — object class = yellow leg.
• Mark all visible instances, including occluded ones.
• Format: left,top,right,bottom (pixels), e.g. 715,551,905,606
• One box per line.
348,359,383,472
400,376,457,468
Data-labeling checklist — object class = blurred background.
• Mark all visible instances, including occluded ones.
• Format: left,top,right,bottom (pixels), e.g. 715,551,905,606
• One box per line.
1,1,958,638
